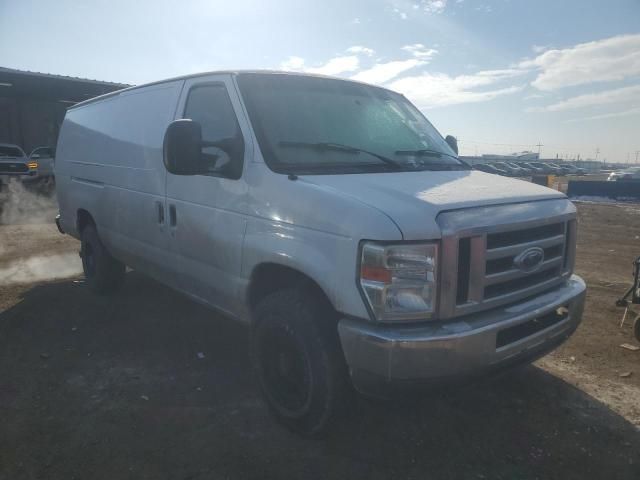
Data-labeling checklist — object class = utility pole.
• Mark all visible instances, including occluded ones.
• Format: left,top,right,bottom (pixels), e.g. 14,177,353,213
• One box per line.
536,141,543,157
635,150,640,164
595,147,600,165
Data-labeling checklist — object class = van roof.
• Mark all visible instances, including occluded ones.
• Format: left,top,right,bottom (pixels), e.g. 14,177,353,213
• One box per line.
69,70,395,110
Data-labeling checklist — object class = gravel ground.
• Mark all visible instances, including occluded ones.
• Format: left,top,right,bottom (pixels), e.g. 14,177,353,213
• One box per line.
0,186,639,479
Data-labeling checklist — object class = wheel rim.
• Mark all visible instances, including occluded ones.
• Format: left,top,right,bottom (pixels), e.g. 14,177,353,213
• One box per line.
260,323,312,417
83,242,96,278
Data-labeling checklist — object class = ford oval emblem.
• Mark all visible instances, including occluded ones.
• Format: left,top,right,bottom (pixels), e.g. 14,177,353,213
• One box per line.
513,247,545,273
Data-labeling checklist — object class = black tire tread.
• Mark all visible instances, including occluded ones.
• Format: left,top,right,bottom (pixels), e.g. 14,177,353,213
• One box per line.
81,225,125,294
251,287,351,436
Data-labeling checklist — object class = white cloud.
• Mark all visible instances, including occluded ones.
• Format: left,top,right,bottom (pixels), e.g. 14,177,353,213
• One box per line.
521,33,640,91
401,43,438,59
351,59,426,84
393,7,408,19
306,56,360,75
280,56,305,71
346,46,375,57
388,69,525,108
523,93,546,100
566,106,640,123
532,44,549,54
280,55,360,75
475,4,492,13
420,0,448,14
527,84,640,112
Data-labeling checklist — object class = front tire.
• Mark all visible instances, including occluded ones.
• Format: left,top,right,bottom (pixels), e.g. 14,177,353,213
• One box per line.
251,288,351,436
80,225,125,294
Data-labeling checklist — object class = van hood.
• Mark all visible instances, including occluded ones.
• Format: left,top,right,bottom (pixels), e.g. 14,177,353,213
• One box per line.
300,170,565,240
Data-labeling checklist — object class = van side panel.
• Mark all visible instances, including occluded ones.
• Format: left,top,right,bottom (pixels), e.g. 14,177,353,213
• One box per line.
56,81,184,282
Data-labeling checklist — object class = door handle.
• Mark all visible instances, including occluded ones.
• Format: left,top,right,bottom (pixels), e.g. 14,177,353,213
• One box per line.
169,204,177,227
156,201,165,225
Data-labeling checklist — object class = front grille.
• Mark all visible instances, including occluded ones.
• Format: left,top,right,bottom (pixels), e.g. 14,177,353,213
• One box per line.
0,162,28,173
437,199,577,319
482,222,566,301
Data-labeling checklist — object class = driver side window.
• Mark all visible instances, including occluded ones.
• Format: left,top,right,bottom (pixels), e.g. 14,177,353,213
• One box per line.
183,83,244,178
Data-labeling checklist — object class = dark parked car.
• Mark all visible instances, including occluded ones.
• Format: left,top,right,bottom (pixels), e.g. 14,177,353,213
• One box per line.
492,162,519,176
529,162,560,175
473,163,508,175
519,162,545,174
548,163,573,175
561,164,587,175
29,146,56,178
505,162,530,176
0,143,39,183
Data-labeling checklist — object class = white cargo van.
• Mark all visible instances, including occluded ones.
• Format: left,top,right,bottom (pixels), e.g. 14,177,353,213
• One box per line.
55,71,586,434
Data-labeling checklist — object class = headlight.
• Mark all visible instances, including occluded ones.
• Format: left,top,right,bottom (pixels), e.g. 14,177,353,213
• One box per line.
358,241,438,322
28,162,38,169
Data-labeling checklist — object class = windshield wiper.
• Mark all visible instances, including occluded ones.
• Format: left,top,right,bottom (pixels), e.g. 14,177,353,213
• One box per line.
418,163,469,171
395,148,469,168
395,148,463,160
396,148,450,157
278,141,403,170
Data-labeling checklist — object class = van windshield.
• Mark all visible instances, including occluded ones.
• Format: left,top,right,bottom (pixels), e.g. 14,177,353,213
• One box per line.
236,73,466,175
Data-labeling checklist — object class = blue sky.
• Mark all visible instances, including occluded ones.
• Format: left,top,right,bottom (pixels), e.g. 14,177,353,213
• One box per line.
1,0,639,162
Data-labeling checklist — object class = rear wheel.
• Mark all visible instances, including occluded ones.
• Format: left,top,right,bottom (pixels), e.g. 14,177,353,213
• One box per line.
251,288,351,436
80,225,125,294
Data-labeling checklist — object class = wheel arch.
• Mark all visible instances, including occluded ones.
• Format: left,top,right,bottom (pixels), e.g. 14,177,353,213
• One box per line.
76,208,95,234
247,262,335,316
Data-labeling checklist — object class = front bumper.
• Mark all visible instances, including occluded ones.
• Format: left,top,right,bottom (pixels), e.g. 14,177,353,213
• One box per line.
0,172,39,183
338,275,586,393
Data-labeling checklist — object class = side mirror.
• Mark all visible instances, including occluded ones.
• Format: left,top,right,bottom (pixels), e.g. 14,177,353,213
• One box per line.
445,135,458,155
163,119,203,175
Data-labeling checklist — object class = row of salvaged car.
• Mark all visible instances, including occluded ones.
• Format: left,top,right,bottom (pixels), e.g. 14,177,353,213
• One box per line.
472,161,587,177
607,167,640,181
0,143,55,183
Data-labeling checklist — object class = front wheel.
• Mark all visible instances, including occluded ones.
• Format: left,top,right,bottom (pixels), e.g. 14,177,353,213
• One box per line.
251,288,351,436
80,225,125,294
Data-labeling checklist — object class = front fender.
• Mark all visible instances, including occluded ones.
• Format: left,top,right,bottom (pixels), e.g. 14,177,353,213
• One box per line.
241,219,369,319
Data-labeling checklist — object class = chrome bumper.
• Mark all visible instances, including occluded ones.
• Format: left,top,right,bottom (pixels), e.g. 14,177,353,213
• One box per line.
55,214,65,234
338,275,586,392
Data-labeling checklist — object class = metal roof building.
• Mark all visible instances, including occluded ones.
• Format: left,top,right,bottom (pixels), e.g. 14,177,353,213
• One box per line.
0,67,129,154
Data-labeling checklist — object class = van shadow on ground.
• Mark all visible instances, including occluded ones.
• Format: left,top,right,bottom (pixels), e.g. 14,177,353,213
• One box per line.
0,271,638,480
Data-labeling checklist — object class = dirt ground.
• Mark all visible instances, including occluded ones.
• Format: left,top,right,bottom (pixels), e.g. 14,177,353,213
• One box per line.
1,185,639,479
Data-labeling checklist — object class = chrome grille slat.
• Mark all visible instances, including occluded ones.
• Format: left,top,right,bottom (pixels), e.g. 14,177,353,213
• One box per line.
484,257,563,285
485,234,566,260
483,275,564,303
